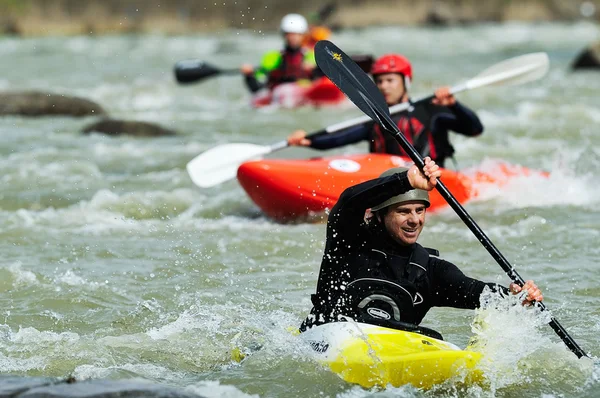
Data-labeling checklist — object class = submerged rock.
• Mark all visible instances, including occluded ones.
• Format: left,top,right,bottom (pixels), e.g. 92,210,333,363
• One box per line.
0,376,56,397
82,119,177,137
572,41,600,70
425,1,455,26
0,91,106,117
19,379,201,398
0,18,20,35
0,376,204,398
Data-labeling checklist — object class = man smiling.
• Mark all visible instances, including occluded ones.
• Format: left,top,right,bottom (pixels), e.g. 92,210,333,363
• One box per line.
300,158,542,333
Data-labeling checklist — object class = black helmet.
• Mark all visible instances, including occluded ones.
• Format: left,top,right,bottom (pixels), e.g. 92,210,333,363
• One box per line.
371,167,430,211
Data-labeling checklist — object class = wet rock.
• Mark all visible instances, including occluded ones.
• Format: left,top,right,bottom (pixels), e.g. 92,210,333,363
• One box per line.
82,119,177,137
425,2,455,26
18,379,202,398
572,41,600,70
0,18,20,35
0,375,56,397
0,91,106,117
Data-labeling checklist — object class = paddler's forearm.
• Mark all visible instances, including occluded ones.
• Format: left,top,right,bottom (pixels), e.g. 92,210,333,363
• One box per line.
309,123,371,150
445,280,509,309
430,258,508,309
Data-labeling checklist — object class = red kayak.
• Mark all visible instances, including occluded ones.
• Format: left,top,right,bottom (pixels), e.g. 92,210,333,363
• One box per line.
237,154,548,222
251,77,346,108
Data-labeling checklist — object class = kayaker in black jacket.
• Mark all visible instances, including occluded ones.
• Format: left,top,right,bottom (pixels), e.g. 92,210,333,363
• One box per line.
300,157,542,333
287,54,483,168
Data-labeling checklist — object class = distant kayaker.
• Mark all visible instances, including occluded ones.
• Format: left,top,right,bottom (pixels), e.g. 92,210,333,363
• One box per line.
300,158,542,333
241,14,317,93
287,54,483,168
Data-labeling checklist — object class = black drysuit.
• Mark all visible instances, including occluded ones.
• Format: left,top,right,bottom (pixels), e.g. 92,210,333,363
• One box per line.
301,171,505,332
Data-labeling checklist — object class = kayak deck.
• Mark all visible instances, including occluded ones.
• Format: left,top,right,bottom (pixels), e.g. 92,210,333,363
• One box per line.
300,322,483,389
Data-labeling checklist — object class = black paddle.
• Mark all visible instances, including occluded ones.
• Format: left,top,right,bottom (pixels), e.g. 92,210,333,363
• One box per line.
314,40,588,359
174,60,238,84
174,55,374,85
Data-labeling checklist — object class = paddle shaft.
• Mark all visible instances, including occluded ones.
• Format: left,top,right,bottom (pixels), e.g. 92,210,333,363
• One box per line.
221,68,242,75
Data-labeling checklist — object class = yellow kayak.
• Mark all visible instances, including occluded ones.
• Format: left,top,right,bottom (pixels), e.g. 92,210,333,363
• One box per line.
300,322,483,389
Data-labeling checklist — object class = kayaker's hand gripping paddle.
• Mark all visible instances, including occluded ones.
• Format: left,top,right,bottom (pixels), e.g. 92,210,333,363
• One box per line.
314,39,587,359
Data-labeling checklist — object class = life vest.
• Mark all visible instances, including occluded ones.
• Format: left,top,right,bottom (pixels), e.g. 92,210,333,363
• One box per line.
267,48,312,88
308,243,442,338
369,102,456,163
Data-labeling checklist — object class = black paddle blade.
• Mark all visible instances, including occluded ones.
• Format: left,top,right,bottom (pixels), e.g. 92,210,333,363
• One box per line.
314,41,397,134
174,60,221,84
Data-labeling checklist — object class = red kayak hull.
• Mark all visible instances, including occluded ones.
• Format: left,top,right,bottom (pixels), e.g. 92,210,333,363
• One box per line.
237,154,548,222
251,77,346,108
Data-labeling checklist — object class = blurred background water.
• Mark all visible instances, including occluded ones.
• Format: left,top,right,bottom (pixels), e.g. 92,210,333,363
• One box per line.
0,21,599,397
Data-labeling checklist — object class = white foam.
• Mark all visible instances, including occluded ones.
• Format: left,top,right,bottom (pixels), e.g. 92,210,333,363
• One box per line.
0,147,102,182
146,310,212,340
56,269,91,287
141,299,310,369
587,362,600,388
466,157,600,209
87,188,197,216
3,186,210,235
7,262,39,286
73,363,174,381
470,289,594,392
131,92,173,111
10,326,80,345
0,352,45,372
92,141,163,162
335,384,418,397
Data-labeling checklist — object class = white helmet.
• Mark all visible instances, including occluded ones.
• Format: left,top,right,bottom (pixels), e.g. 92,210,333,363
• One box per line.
280,13,308,34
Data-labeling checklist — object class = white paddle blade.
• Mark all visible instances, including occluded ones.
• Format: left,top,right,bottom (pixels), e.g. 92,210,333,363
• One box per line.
186,143,271,188
466,52,549,90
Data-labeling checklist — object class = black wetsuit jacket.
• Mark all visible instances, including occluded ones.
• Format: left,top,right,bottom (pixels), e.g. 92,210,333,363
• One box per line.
307,100,482,168
300,171,505,331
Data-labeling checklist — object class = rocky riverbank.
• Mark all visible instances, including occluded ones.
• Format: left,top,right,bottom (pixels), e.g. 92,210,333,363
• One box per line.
0,376,204,397
0,0,599,36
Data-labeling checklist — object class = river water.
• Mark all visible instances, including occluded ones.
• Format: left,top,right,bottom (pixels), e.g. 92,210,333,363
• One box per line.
1,22,599,398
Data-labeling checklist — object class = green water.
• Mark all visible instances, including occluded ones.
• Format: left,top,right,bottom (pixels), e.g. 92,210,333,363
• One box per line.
0,22,599,397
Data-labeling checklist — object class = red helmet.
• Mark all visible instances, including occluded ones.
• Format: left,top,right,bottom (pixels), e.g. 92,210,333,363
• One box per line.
371,54,412,80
